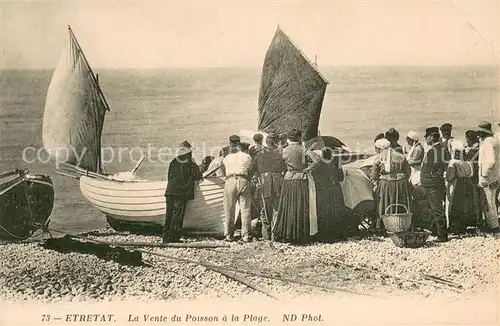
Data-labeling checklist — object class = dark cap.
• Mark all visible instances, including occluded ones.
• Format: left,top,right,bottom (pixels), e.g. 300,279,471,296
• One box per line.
440,123,452,131
253,133,264,142
229,134,240,144
424,127,439,138
374,132,385,143
465,130,478,139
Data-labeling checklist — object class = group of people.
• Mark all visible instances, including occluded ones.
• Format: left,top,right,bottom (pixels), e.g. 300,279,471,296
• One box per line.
370,122,500,242
160,120,500,245
162,130,346,244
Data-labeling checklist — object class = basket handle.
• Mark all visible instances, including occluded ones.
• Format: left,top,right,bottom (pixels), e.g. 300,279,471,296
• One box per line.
385,203,408,215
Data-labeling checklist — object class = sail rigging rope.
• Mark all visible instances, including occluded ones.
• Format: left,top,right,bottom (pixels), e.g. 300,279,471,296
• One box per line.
0,225,30,241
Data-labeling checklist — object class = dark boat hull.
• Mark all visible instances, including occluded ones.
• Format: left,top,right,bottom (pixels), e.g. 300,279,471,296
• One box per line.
0,172,55,241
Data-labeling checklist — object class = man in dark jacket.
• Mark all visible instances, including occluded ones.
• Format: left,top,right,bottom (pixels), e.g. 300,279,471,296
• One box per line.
163,141,203,243
421,127,451,242
253,133,286,240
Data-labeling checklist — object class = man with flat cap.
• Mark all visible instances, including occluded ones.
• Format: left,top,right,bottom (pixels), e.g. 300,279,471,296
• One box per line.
440,123,455,155
222,135,255,242
421,127,451,242
475,121,500,234
279,133,289,151
249,133,265,159
253,132,286,240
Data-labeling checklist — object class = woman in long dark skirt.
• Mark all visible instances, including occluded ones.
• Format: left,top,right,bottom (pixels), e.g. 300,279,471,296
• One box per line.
312,149,346,241
273,129,320,244
371,138,412,233
464,130,483,229
446,140,475,234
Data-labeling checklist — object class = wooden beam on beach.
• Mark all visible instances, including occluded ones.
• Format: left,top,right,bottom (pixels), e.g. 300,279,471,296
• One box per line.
65,232,229,249
92,240,229,249
207,265,281,300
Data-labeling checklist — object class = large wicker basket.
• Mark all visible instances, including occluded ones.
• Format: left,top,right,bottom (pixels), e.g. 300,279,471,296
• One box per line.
389,230,431,248
381,203,412,233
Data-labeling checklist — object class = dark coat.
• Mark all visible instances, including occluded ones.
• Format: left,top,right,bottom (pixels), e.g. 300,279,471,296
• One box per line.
390,142,405,154
165,153,203,200
421,143,451,188
465,143,480,184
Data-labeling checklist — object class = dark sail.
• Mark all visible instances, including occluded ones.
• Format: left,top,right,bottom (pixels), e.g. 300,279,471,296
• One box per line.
258,27,328,142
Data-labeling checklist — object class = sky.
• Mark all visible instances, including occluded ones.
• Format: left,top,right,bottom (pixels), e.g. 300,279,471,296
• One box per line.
0,1,499,69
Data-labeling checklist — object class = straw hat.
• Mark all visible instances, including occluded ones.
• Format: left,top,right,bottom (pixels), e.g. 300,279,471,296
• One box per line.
475,121,493,135
176,140,193,156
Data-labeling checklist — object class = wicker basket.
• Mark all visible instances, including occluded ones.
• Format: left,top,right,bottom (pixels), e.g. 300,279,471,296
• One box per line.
381,203,412,233
389,230,431,248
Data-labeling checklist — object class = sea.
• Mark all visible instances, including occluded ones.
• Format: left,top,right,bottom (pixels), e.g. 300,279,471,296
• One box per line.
0,66,498,233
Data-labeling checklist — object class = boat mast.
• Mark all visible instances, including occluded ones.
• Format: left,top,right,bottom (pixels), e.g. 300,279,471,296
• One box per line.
67,25,111,112
67,25,109,174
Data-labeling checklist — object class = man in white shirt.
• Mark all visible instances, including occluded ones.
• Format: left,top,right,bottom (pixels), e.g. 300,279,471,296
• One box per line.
476,121,500,234
222,135,255,242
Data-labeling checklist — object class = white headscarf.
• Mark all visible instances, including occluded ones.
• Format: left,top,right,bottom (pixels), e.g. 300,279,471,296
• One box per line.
375,139,392,172
450,139,464,154
407,131,419,142
375,138,391,150
406,131,420,159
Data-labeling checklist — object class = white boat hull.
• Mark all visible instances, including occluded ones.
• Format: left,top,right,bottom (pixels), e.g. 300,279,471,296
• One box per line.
80,165,375,236
79,176,228,235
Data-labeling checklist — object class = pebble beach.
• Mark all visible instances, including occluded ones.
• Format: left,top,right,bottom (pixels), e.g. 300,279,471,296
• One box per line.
1,228,498,304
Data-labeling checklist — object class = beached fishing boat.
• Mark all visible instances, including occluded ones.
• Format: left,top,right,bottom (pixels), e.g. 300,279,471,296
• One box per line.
43,25,371,235
42,26,227,235
0,169,54,241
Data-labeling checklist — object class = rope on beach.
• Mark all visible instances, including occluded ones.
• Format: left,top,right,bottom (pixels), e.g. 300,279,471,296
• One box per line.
23,227,381,299
45,228,280,300
321,254,464,293
140,249,381,298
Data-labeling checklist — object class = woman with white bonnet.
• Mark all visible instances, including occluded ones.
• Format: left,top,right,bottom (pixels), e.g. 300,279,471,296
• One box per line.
370,138,412,234
406,131,424,169
446,139,476,234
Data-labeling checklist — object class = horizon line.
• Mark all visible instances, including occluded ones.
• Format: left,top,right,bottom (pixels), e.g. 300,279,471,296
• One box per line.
1,63,498,71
